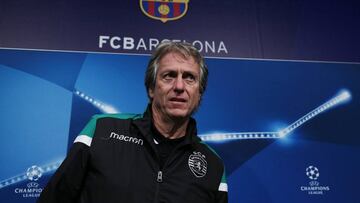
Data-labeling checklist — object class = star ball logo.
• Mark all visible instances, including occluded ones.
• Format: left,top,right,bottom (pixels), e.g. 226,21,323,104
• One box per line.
300,165,330,195
306,165,319,180
140,0,189,23
26,165,43,181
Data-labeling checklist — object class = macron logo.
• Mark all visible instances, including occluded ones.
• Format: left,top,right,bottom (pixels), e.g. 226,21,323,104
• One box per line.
109,132,144,146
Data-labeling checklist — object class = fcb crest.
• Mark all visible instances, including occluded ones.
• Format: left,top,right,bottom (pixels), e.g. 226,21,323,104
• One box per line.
188,151,207,178
140,0,189,23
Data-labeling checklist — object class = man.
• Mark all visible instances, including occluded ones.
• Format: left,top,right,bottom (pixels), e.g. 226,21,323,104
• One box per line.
38,41,228,203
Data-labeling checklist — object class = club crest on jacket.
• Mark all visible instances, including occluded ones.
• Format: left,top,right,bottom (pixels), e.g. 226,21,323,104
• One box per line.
188,151,207,178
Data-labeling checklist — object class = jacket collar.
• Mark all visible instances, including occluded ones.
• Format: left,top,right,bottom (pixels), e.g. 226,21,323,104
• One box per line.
133,104,201,146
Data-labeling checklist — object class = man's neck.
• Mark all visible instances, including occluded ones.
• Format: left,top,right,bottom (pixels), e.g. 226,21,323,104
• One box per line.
151,105,189,139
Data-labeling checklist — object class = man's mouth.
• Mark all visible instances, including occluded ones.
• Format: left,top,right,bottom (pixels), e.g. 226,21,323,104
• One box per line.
169,98,187,103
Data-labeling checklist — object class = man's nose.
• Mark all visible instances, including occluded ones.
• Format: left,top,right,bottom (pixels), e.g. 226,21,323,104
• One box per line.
174,76,185,93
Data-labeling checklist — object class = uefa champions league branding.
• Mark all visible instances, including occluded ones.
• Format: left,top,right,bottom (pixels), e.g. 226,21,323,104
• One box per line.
300,165,330,195
14,165,44,198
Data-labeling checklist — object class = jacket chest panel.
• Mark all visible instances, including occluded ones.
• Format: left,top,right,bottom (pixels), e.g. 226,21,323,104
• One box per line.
88,127,156,192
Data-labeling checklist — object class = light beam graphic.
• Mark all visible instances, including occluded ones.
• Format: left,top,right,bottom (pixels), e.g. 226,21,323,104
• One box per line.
200,89,352,142
278,89,351,137
74,89,119,113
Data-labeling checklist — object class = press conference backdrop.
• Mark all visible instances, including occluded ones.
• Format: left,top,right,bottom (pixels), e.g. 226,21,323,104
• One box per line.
0,1,359,203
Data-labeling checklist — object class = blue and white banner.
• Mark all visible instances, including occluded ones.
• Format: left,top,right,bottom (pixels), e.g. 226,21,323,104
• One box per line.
0,49,359,202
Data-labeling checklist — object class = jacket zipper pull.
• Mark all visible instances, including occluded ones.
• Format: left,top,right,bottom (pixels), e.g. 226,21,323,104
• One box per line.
157,171,163,183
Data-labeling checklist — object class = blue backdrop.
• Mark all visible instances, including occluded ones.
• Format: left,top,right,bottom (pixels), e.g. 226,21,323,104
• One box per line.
0,49,359,202
0,0,359,202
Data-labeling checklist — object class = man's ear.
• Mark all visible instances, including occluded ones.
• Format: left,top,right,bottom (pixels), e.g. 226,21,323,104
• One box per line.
149,88,154,99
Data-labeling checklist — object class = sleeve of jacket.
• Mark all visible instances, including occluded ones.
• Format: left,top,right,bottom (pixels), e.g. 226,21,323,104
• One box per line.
215,168,228,203
37,116,98,203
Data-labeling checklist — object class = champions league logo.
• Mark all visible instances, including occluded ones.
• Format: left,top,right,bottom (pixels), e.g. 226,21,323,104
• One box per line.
300,165,330,195
188,151,207,178
14,165,44,198
140,0,189,23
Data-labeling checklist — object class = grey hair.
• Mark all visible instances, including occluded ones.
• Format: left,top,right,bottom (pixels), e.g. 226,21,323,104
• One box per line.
145,41,208,99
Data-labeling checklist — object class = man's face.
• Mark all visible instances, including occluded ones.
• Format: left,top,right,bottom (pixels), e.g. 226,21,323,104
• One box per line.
149,52,201,120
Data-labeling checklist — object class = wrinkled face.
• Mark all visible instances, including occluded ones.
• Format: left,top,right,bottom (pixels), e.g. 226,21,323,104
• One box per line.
149,52,201,120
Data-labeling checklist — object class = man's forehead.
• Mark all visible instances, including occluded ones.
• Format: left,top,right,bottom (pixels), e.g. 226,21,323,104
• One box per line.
160,51,195,63
159,52,199,71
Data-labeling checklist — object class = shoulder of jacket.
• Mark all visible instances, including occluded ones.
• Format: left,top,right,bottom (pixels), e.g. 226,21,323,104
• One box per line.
195,141,224,164
197,141,227,185
74,113,143,147
91,113,143,121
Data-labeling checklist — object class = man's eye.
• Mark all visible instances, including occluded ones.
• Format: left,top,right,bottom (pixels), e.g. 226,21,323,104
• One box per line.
163,73,175,80
184,74,196,82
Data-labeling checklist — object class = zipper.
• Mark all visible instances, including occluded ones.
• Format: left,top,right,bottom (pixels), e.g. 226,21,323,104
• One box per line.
154,170,162,203
153,143,188,202
149,130,193,202
157,171,163,182
132,116,195,202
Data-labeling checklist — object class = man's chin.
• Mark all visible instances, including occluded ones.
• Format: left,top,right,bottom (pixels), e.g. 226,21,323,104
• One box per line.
167,109,190,119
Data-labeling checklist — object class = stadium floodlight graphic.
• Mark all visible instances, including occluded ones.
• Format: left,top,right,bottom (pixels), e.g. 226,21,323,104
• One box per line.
199,89,352,142
0,89,352,189
74,89,118,113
